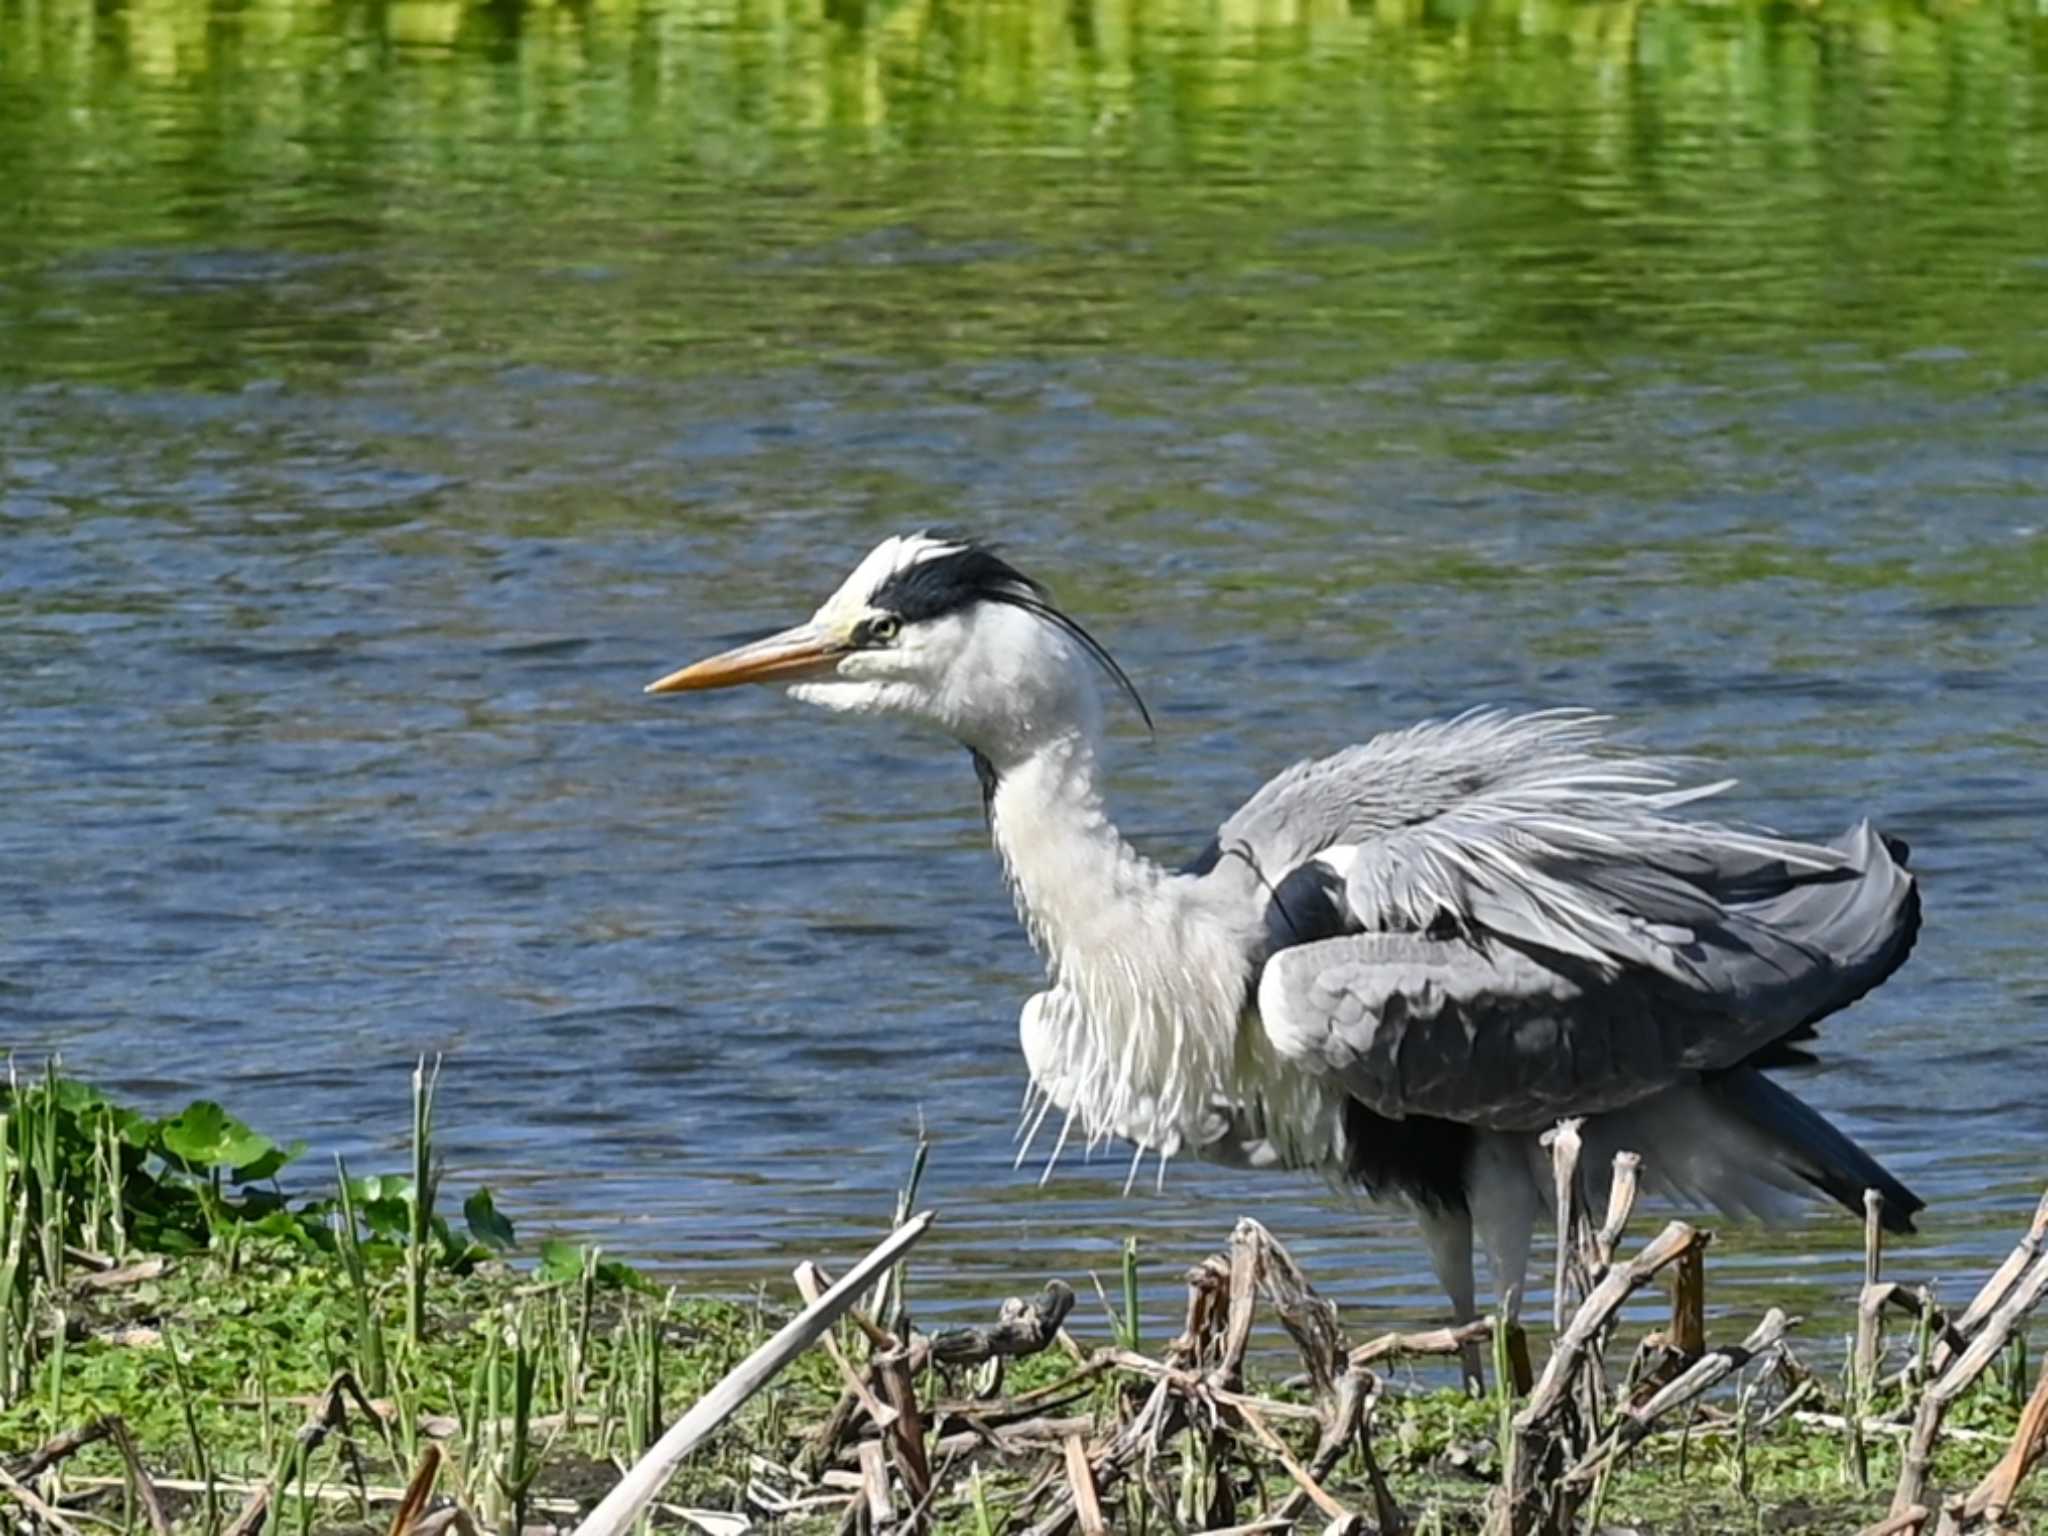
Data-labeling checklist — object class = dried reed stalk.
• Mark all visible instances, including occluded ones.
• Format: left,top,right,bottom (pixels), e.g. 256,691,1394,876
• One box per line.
573,1211,933,1536
1894,1246,2048,1516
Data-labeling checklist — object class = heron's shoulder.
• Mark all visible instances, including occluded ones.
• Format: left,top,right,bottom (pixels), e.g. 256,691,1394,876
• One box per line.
1210,708,1624,865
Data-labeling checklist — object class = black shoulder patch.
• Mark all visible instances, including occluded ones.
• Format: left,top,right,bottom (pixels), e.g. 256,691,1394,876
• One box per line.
968,747,1000,821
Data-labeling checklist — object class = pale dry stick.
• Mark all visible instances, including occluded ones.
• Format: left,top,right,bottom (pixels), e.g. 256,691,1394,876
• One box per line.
1021,1360,1203,1536
927,1415,1096,1461
991,1353,1113,1409
1518,1222,1707,1427
1500,1222,1709,1536
1592,1152,1642,1275
1753,1373,1821,1431
385,1446,442,1536
1565,1132,1620,1429
1932,1188,2048,1378
1170,1255,1232,1372
1563,1309,1794,1486
1958,1350,2048,1525
1577,1159,1648,1482
1577,1374,1820,1457
72,1257,169,1293
1573,1150,1645,1485
0,1465,89,1536
1242,1221,1345,1403
933,1376,1114,1449
1543,1120,1585,1336
856,1442,893,1528
14,1421,117,1481
1012,1399,1134,1536
1666,1239,1707,1362
793,1261,901,1432
1786,1413,2005,1447
1892,1245,2048,1515
811,1279,1078,1473
1859,1285,1967,1394
795,1258,898,1354
1351,1319,1494,1370
108,1418,171,1536
1856,1284,1891,1397
1136,1464,1194,1536
571,1210,934,1536
1232,1397,1353,1524
1270,1365,1403,1533
409,1508,484,1536
1061,1437,1107,1536
1214,1222,1262,1389
930,1282,1077,1367
1101,1349,1323,1422
874,1347,932,1514
61,1244,118,1272
1855,1186,1889,1423
222,1483,274,1536
1854,1506,1928,1536
59,1476,584,1515
222,1370,363,1536
709,1491,851,1521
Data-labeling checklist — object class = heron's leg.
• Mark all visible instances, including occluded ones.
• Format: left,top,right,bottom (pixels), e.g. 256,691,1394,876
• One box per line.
1469,1135,1541,1393
1467,1134,1540,1319
1412,1201,1484,1393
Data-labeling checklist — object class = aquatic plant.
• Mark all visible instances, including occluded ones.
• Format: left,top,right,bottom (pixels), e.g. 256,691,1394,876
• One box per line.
2,1067,2044,1536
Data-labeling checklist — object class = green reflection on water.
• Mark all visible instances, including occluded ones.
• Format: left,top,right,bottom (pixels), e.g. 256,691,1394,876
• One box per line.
3,0,2047,390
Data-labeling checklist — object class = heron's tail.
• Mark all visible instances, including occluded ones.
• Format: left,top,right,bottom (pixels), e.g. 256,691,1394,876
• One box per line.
1707,1067,1922,1232
1582,1069,1924,1234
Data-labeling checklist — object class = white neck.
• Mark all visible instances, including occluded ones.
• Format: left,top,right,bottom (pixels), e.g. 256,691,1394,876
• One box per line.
986,730,1162,963
988,729,1331,1165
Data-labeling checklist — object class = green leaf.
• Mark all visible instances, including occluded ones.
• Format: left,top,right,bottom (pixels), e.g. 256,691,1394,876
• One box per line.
598,1256,652,1292
359,1197,411,1240
539,1237,650,1292
357,1239,405,1269
159,1101,275,1171
242,1207,325,1252
345,1174,414,1204
234,1138,307,1183
463,1188,515,1252
53,1079,114,1114
538,1238,584,1284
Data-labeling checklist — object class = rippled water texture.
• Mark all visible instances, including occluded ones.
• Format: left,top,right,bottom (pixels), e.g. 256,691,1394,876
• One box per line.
3,0,2047,1339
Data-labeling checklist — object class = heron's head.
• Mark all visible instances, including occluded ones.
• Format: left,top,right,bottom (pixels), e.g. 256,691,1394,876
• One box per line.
646,534,1148,764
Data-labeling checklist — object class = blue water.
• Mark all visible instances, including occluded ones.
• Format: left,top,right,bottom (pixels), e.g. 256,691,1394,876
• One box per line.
3,0,2047,1342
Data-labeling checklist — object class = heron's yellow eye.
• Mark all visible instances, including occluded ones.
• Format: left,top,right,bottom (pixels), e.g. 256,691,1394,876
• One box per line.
866,614,901,645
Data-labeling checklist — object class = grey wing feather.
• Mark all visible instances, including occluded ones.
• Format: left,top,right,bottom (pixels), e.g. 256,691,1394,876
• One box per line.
1224,711,1920,1130
1257,931,1712,1129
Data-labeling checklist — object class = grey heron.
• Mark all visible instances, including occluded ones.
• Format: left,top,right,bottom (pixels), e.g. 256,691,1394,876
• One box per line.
647,533,1922,1334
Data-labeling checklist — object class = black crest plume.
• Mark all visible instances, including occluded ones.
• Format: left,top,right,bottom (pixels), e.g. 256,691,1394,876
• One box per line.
870,538,1153,731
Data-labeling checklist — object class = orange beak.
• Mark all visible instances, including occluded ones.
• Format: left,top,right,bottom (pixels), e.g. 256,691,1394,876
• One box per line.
644,623,845,694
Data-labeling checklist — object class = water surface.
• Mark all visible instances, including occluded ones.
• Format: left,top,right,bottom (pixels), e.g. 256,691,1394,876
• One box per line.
3,0,2047,1343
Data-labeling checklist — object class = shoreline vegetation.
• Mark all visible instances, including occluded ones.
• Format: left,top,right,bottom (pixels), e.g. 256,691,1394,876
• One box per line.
2,1063,2044,1535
